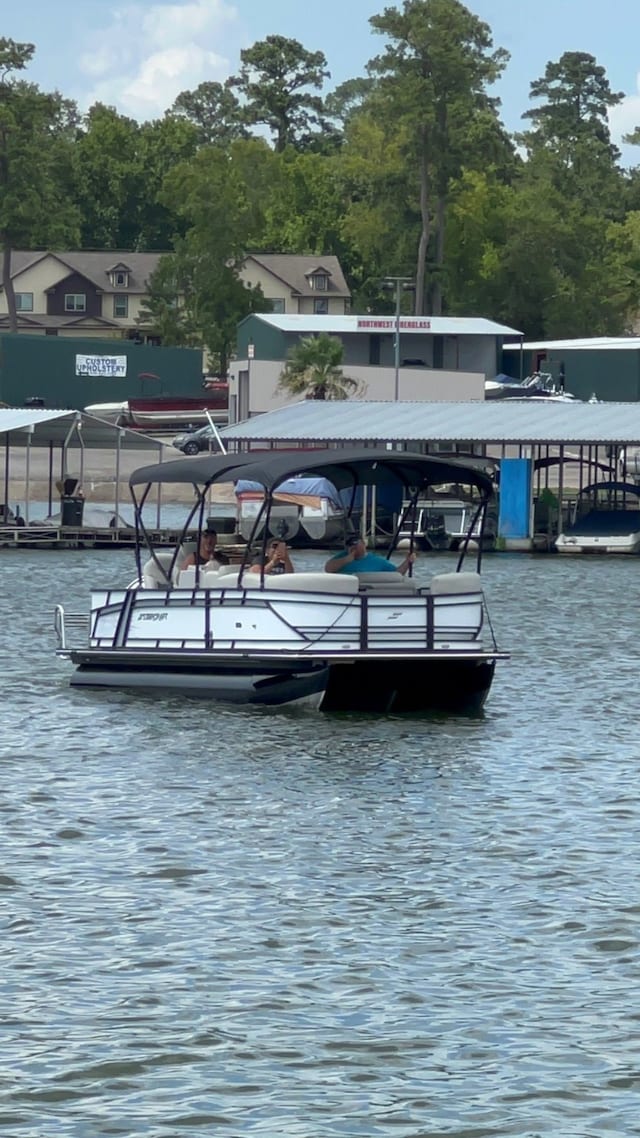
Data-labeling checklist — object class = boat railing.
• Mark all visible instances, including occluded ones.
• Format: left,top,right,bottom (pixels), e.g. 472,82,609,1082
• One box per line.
84,571,490,655
54,605,90,653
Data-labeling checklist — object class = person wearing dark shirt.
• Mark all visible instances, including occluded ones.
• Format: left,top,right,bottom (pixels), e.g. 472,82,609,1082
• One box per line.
249,539,295,576
181,529,229,570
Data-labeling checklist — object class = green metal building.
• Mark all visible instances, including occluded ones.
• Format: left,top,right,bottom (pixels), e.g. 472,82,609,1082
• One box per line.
0,333,203,409
502,337,640,402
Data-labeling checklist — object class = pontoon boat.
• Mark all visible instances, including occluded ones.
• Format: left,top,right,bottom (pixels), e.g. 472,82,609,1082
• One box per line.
54,449,507,712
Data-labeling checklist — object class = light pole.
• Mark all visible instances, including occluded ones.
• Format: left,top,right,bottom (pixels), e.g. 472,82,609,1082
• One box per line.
381,277,414,400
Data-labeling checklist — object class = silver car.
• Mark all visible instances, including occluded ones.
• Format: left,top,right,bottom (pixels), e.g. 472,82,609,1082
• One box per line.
172,424,217,455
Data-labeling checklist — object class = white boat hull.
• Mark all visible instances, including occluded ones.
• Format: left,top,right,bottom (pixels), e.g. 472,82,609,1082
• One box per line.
58,572,502,713
556,532,640,554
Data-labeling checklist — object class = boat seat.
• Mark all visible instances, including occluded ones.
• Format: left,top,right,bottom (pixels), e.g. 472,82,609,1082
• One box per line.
199,570,359,594
264,572,359,594
142,552,173,589
215,563,242,576
172,542,197,585
176,565,198,589
356,571,419,594
429,571,482,595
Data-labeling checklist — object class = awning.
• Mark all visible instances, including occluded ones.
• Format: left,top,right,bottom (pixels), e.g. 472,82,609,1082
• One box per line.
0,409,168,451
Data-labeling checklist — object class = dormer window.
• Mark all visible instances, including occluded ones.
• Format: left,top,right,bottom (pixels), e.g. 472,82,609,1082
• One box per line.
305,266,331,292
108,265,131,288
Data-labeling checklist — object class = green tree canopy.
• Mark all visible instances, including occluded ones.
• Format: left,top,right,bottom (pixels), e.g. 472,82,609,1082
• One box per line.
144,141,271,370
169,80,248,146
367,0,509,314
0,38,80,330
229,35,330,152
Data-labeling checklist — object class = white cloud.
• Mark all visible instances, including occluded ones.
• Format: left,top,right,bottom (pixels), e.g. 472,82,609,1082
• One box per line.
78,0,238,119
609,73,640,150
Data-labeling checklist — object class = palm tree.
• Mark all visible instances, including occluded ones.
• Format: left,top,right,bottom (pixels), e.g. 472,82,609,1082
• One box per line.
278,333,359,400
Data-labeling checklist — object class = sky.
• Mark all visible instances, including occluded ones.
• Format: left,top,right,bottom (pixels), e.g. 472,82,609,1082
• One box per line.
4,0,640,163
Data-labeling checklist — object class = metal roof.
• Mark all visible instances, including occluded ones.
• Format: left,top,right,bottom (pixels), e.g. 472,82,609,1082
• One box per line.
503,337,640,352
222,399,640,446
0,408,167,450
251,314,522,337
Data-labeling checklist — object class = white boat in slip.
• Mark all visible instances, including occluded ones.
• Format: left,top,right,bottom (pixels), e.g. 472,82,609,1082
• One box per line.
54,448,507,713
556,481,640,555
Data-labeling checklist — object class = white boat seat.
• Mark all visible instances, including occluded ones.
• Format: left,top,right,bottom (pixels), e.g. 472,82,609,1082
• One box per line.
429,571,482,595
356,571,418,593
142,552,173,589
200,568,244,588
172,542,197,585
199,570,359,594
176,565,197,588
264,572,359,594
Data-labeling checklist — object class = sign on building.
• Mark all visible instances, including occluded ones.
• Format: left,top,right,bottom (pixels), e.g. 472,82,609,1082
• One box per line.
356,317,432,331
76,354,128,377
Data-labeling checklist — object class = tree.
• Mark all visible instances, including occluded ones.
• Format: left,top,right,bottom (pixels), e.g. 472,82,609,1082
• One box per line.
519,52,624,211
324,78,376,133
169,81,248,146
148,141,271,370
71,103,143,248
0,38,80,331
229,35,330,152
137,251,200,347
257,149,346,256
135,115,200,248
522,52,623,154
278,333,359,400
367,0,509,314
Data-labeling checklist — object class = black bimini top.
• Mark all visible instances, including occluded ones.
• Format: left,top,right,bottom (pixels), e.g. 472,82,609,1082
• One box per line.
129,447,494,496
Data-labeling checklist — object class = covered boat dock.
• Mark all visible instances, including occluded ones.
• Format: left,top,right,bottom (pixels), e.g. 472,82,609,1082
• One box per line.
0,408,180,548
221,399,640,551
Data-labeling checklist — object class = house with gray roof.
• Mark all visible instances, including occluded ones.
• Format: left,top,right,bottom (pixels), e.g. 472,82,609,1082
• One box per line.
0,250,164,340
239,254,350,315
0,250,352,341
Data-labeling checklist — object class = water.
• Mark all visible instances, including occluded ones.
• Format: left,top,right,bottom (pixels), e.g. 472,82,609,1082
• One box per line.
2,548,640,1136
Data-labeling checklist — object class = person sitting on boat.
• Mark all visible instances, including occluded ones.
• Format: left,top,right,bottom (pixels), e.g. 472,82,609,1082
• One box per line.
248,539,295,576
181,528,229,570
325,534,416,575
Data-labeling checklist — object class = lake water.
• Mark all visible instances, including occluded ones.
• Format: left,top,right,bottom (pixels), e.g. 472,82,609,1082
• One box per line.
2,548,640,1137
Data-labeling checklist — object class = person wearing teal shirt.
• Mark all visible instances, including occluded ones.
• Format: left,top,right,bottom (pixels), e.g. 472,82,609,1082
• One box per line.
324,534,416,575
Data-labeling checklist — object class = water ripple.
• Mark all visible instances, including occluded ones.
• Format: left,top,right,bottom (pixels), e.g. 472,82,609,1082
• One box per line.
1,550,640,1134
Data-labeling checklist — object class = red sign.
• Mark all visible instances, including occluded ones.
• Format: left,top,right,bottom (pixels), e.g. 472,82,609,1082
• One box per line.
356,317,431,331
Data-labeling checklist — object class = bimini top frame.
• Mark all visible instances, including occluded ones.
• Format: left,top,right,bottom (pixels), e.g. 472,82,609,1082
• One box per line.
128,447,496,583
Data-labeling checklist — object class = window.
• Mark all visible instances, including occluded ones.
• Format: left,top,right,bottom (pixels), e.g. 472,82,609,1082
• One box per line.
113,295,129,318
268,298,285,313
15,292,34,312
310,273,328,291
369,334,381,365
65,294,86,312
313,298,328,315
111,270,129,287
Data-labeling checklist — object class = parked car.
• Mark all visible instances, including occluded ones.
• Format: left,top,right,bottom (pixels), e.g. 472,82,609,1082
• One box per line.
172,424,218,455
